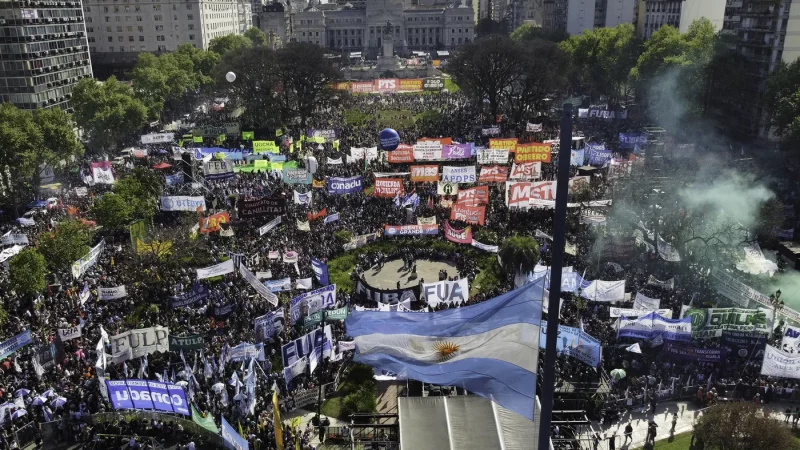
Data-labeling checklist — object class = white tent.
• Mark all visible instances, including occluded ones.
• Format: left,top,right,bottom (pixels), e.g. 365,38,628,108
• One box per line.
398,396,547,450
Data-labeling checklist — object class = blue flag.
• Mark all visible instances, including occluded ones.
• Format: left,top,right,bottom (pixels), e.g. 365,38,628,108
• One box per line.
310,257,330,286
345,281,542,420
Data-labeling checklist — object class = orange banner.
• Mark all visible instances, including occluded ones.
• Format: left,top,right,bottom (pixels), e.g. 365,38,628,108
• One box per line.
410,165,439,182
418,137,453,145
515,142,552,163
489,138,518,152
398,79,423,92
388,146,414,163
307,208,327,221
199,212,230,233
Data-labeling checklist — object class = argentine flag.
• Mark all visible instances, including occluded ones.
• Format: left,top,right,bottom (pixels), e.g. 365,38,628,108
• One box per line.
345,281,542,420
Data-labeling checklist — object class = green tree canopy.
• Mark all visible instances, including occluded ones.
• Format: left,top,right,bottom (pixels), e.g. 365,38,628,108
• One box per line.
560,23,640,105
276,43,339,128
695,403,800,450
91,193,135,230
9,248,48,296
37,219,92,271
209,34,252,56
71,77,148,152
765,58,800,144
510,23,569,43
112,168,163,221
244,27,267,47
498,235,540,275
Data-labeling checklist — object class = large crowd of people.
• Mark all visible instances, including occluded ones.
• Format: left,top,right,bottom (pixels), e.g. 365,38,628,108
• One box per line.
0,89,795,450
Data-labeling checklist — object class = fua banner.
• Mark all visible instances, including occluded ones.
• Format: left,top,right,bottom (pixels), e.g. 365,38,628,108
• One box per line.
110,326,169,362
421,278,469,307
99,285,127,301
290,285,337,324
57,326,82,342
106,379,189,415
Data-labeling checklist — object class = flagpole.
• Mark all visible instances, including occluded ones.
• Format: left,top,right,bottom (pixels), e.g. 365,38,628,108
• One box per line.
537,103,573,450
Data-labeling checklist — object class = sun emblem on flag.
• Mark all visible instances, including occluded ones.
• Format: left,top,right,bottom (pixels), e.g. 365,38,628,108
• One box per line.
433,341,460,362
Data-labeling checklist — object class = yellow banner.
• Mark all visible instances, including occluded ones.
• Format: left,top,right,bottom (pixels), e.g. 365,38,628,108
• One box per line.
193,136,203,143
253,140,279,154
254,160,271,169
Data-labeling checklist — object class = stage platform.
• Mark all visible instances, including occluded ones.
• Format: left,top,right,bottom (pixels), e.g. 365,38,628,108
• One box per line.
362,259,460,289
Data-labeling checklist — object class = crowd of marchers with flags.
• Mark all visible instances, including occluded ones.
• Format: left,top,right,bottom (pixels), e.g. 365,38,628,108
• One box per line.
0,89,798,450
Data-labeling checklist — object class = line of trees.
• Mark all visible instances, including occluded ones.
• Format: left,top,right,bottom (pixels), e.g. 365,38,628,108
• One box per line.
69,27,339,153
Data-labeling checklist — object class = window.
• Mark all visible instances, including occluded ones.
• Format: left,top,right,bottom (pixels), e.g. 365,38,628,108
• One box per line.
84,6,91,12
106,26,112,32
87,27,94,32
115,17,121,22
135,5,140,12
128,36,134,41
137,16,142,21
172,4,176,9
153,4,161,10
156,35,165,41
126,16,130,21
186,3,192,9
116,25,122,31
187,14,193,20
130,45,136,51
105,16,110,22
155,25,163,31
139,36,144,41
113,6,119,12
90,46,96,52
117,36,123,41
188,24,194,30
154,15,162,21
108,36,113,42
157,45,166,51
137,26,143,32
109,46,114,51
189,34,195,40
103,6,109,12
140,45,146,51
88,37,95,42
86,17,92,22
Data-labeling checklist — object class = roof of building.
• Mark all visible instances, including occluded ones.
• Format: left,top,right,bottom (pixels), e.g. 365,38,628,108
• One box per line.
398,396,542,450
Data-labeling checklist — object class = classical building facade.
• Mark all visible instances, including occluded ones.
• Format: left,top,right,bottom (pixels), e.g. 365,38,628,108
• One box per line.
260,0,473,57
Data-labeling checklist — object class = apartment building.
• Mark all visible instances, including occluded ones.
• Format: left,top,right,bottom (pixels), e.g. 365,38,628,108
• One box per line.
0,0,93,110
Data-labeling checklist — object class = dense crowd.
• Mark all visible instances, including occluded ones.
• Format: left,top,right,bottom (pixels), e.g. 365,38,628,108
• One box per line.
0,90,794,450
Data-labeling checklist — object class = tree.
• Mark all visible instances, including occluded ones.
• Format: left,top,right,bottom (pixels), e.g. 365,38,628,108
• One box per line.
449,35,524,120
214,46,281,132
112,168,163,221
510,23,569,43
276,43,340,128
765,58,800,144
498,235,540,275
560,23,640,105
694,403,800,450
91,193,134,230
9,248,48,296
475,18,505,36
71,77,148,152
209,34,252,56
503,39,570,130
342,385,377,418
244,27,267,47
37,219,92,271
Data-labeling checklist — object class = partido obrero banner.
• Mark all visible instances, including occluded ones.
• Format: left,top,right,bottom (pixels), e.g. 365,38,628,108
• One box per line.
540,320,601,367
106,379,189,415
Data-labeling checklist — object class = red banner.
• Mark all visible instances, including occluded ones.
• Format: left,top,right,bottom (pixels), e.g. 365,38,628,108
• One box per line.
445,221,472,244
418,137,453,145
478,165,508,183
515,142,552,163
351,81,374,94
307,208,327,221
456,186,489,206
506,181,556,208
375,78,399,93
388,145,414,163
374,178,404,197
410,165,439,182
509,162,541,179
450,204,486,225
199,211,230,233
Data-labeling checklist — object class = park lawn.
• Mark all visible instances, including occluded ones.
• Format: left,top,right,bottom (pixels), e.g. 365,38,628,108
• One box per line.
321,397,343,419
632,432,693,450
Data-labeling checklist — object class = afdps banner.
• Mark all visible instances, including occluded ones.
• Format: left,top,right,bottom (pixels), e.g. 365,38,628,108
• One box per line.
110,326,169,362
422,278,469,307
761,345,800,379
782,325,800,354
684,307,773,339
106,379,189,415
540,320,601,367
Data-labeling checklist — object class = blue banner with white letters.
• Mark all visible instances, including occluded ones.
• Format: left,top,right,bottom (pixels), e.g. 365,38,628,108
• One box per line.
586,143,612,166
327,176,363,194
311,257,330,286
105,379,189,415
289,284,337,324
619,132,647,149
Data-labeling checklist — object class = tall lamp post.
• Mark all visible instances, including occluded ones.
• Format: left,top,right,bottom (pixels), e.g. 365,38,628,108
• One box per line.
771,290,784,339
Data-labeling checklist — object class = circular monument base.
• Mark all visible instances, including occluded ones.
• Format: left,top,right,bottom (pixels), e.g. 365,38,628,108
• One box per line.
362,258,460,290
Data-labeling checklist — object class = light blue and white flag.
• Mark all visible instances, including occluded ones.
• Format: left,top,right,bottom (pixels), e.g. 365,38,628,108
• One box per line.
345,280,542,420
324,212,340,224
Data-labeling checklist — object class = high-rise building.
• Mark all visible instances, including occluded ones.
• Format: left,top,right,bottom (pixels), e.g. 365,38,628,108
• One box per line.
84,0,252,78
637,0,725,39
563,0,635,34
0,0,93,110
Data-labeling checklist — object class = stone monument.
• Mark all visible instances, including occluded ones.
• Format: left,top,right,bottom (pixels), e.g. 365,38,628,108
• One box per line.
376,20,402,71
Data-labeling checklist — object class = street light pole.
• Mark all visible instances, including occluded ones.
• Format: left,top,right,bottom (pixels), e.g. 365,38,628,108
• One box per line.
537,103,573,450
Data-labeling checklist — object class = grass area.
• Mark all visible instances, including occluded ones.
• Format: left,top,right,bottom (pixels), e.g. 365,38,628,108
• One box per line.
321,397,342,419
632,432,693,450
444,77,460,93
344,108,441,129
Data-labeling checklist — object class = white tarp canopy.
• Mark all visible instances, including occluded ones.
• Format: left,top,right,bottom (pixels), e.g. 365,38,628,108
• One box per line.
398,396,546,450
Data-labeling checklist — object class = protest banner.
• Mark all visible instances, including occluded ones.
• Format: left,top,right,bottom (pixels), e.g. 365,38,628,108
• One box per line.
422,278,469,307
515,142,551,163
254,311,284,343
540,320,601,366
106,379,189,415
489,138,517,151
289,285,337,324
354,277,419,305
160,196,206,212
477,149,509,165
169,334,205,351
237,197,287,218
253,140,279,154
444,221,472,244
441,166,476,183
413,142,443,160
684,307,774,339
72,240,105,279
442,144,470,159
110,326,169,362
203,160,234,180
196,259,234,279
57,326,81,342
761,345,800,379
199,212,230,234
282,168,312,185
662,342,727,363
170,282,209,308
410,165,439,182
456,186,489,206
383,224,438,236
437,181,459,196
99,286,127,301
327,176,363,194
374,178,404,197
478,165,509,182
91,161,114,184
509,162,542,180
388,147,414,163
450,204,486,225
